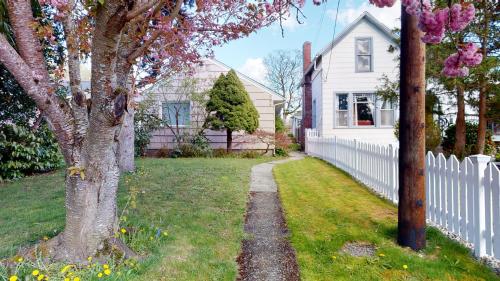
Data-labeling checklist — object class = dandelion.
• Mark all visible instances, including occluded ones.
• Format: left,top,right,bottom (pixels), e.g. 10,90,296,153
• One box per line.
64,278,70,281
97,272,103,278
61,264,74,273
43,236,49,241
73,277,80,281
37,274,45,281
120,228,127,234
379,253,385,257
103,264,109,269
104,269,111,276
403,264,408,270
163,231,168,237
87,256,92,262
9,276,18,281
32,269,40,276
16,257,23,262
332,255,337,260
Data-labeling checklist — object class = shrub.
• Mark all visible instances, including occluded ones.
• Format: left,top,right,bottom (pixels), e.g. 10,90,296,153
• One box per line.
0,124,63,180
393,118,442,152
288,143,301,151
275,115,285,133
134,97,162,157
275,132,292,156
442,122,495,156
240,150,261,158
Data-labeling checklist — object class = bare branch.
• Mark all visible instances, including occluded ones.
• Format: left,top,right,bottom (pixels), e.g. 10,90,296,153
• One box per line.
126,0,160,21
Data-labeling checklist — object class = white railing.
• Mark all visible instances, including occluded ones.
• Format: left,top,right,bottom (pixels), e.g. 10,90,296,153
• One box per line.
305,129,500,260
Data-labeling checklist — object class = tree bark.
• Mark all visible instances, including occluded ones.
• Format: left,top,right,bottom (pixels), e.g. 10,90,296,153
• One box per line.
476,87,487,154
118,109,135,172
227,129,233,152
454,85,466,158
397,5,426,251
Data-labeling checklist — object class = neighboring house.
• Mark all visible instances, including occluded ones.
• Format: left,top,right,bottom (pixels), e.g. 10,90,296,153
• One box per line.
289,110,302,138
146,58,285,153
300,12,399,146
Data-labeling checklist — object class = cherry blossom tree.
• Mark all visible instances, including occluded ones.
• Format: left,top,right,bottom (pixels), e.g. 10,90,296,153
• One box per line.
0,0,313,262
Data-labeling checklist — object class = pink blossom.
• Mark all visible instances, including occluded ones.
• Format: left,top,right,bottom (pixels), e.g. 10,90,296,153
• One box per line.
458,43,483,67
449,3,475,32
419,7,449,44
442,53,469,77
369,0,396,8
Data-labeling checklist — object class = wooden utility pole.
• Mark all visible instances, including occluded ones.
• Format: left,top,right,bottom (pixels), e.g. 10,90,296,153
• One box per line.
398,5,427,250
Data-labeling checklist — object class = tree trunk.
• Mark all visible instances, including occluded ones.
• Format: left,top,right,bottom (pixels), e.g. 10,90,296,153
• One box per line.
454,85,466,158
397,5,426,251
49,128,121,261
476,87,487,154
227,129,233,152
118,109,135,172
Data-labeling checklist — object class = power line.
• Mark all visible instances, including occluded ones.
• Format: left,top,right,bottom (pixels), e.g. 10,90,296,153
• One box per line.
325,0,341,80
313,2,328,48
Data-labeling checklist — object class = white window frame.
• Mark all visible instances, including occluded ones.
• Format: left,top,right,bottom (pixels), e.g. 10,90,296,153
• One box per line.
335,93,349,127
355,37,373,73
333,91,396,129
161,101,191,127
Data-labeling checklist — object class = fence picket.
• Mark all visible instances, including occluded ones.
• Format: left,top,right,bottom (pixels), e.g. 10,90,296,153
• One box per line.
491,164,500,259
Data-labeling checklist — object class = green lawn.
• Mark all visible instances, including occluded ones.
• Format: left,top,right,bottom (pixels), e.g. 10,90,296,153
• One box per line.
274,157,499,281
0,157,271,281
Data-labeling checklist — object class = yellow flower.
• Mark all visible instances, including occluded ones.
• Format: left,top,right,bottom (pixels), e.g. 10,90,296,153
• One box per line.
73,277,80,281
43,236,49,241
9,276,18,281
379,253,385,257
403,264,408,270
32,269,40,276
16,257,23,262
104,269,111,276
120,228,127,234
44,276,49,281
149,236,153,240
97,272,103,278
37,274,45,281
103,264,109,269
64,278,70,281
163,231,168,236
87,256,92,262
61,264,74,273
332,256,337,260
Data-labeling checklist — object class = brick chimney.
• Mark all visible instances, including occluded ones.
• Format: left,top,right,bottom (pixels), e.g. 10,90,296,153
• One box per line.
300,41,313,149
303,41,312,73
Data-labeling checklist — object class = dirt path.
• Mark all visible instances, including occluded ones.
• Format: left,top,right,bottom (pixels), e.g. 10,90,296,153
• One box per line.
237,153,303,281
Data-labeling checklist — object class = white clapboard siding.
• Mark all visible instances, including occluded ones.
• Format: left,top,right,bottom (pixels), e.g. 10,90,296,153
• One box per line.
305,129,500,260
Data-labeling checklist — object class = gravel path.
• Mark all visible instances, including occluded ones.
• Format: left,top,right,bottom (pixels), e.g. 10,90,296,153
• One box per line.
237,153,303,281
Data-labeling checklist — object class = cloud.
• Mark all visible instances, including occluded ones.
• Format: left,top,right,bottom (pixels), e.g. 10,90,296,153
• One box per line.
237,58,268,84
281,14,307,31
328,1,401,30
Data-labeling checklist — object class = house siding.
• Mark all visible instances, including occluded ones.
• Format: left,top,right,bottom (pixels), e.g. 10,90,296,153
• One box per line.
313,19,399,144
147,59,280,151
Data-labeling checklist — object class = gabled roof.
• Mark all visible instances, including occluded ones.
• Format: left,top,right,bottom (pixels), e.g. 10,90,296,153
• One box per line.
207,58,285,102
303,11,398,77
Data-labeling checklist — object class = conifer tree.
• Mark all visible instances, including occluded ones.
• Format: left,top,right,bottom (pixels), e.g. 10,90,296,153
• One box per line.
206,70,259,152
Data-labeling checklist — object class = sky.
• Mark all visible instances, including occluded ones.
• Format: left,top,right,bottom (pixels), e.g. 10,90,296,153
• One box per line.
212,0,401,84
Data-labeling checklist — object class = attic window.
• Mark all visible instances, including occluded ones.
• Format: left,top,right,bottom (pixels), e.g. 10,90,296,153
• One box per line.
355,38,373,72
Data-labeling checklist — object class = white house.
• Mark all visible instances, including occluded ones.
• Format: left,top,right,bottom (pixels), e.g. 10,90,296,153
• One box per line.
300,12,399,146
145,58,285,153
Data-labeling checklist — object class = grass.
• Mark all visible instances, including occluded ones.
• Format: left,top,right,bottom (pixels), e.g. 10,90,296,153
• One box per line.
0,157,272,281
274,157,499,281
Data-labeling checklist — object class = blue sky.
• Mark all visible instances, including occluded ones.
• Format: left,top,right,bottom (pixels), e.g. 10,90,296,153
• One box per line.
212,0,401,83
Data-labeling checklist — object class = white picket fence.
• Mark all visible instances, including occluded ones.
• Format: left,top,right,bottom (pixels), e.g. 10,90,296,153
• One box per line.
305,129,500,260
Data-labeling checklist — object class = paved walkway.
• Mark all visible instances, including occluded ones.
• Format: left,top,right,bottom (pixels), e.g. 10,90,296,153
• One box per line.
237,153,304,281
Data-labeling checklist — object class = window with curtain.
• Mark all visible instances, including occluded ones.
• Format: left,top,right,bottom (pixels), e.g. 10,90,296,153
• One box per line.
336,93,348,127
380,99,394,126
355,38,373,72
162,102,190,126
353,93,375,126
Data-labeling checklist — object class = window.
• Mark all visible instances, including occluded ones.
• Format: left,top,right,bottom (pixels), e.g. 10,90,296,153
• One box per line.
162,102,190,126
353,93,375,126
336,94,348,127
312,99,317,129
380,99,394,126
355,38,372,72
